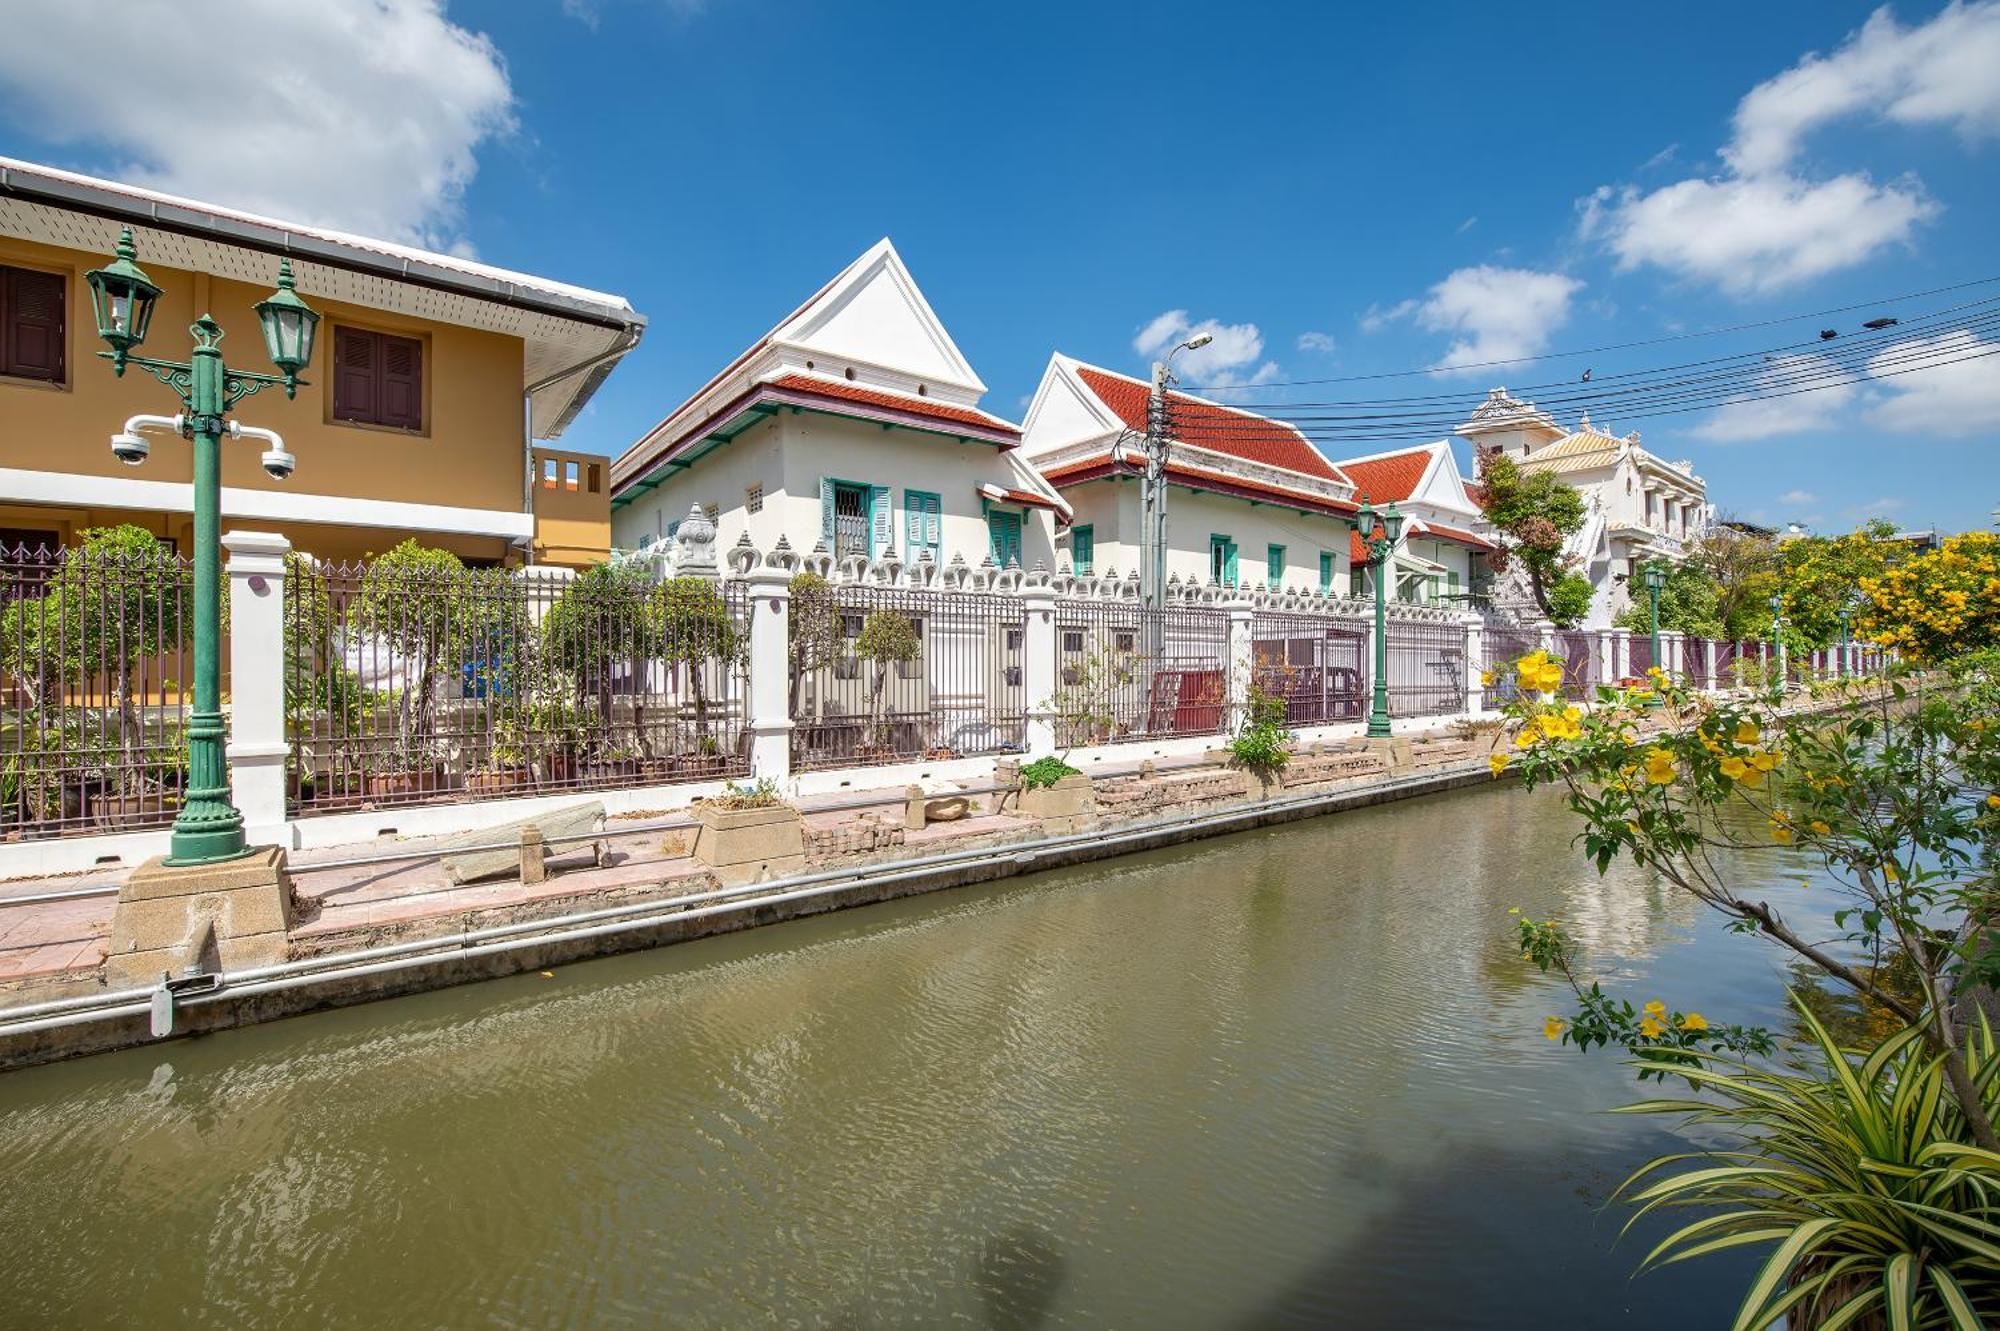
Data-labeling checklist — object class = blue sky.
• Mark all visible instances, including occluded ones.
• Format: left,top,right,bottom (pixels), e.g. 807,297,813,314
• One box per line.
3,1,1996,533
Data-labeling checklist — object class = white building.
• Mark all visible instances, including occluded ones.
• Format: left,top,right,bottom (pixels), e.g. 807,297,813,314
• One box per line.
1457,388,1712,627
1019,354,1362,593
1332,441,1493,607
610,240,1064,570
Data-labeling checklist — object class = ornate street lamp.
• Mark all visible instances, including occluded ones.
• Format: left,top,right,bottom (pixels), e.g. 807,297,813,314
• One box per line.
1356,497,1405,739
1642,560,1668,707
85,227,319,867
1768,591,1786,697
1837,601,1855,678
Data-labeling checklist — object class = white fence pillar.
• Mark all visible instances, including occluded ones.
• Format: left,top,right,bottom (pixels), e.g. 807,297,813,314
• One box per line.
1021,582,1057,757
1224,596,1255,732
1704,637,1720,692
1659,629,1680,683
223,530,292,849
1606,627,1628,684
1463,616,1486,716
743,566,793,784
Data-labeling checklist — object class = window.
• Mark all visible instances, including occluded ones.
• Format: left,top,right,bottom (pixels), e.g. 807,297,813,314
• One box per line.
541,458,558,488
905,489,941,562
332,326,423,430
564,460,580,491
1350,568,1367,598
1,263,65,384
1447,570,1461,601
1319,551,1335,593
1070,524,1094,575
1267,543,1285,585
1210,534,1238,586
832,483,871,558
587,463,602,494
988,510,1022,567
745,483,763,514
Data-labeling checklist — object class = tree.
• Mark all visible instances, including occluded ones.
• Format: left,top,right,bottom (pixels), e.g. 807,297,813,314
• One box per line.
1777,520,1901,649
1612,559,1724,638
1857,530,1999,663
854,609,920,743
1474,447,1591,625
540,561,663,754
786,571,843,724
1683,525,1780,640
656,576,740,743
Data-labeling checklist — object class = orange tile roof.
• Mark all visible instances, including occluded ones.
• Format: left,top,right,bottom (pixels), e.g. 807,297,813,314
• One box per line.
1418,521,1494,551
1339,447,1433,504
769,374,1018,436
1041,452,1358,519
1073,366,1345,482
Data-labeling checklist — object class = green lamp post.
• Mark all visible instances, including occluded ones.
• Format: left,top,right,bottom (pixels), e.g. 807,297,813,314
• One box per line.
1767,590,1786,696
85,227,319,866
1641,560,1668,706
1355,497,1405,739
1837,602,1855,678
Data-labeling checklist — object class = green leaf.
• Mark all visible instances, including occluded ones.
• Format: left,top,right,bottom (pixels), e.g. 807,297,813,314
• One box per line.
1731,1217,1842,1331
1927,1265,1984,1331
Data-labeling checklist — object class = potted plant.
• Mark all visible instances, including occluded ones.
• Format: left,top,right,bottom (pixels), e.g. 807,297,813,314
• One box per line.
853,608,919,762
1013,755,1096,833
367,738,445,799
690,777,806,886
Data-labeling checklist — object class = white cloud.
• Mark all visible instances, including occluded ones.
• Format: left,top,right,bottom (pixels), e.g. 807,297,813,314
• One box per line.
1576,3,2000,292
1691,353,1860,441
1456,216,1478,233
1369,266,1583,374
1297,330,1337,353
1133,310,1278,390
0,0,515,249
1728,1,2000,175
1580,173,1934,295
1778,489,1820,504
1865,328,2000,435
1846,496,1908,518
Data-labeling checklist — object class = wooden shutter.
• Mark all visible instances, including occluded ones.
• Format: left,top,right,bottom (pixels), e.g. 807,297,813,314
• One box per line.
379,333,422,429
905,494,925,552
333,327,378,423
870,485,891,554
819,478,835,549
2,266,65,383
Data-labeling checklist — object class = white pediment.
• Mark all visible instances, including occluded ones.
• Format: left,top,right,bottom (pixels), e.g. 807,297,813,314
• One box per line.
1019,354,1126,457
771,239,987,398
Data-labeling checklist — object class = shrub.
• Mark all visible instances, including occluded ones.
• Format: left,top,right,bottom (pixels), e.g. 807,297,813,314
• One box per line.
1019,756,1080,789
1227,688,1291,779
706,777,784,810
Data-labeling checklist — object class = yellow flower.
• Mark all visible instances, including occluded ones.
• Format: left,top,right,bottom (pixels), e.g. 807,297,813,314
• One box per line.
1647,665,1667,681
1514,728,1538,750
1625,820,1642,836
1749,750,1780,773
1638,1016,1665,1038
1699,732,1724,754
1718,756,1749,780
1988,794,2000,810
1643,1000,1666,1017
1643,748,1677,785
1809,820,1831,836
1481,669,1496,688
1489,753,1510,778
1770,823,1793,844
1883,863,1901,883
1543,1016,1566,1041
1733,720,1761,746
1678,1012,1709,1032
1562,705,1582,724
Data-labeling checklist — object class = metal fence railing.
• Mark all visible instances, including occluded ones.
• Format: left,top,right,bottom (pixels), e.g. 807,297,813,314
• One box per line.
285,559,751,815
1627,634,1654,678
1250,610,1366,725
1385,619,1468,718
1682,636,1714,688
1,540,201,839
791,583,1026,771
1553,629,1598,699
1051,600,1230,743
1480,623,1541,708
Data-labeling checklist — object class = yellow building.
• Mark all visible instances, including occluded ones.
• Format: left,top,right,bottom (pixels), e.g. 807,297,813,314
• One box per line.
0,157,637,567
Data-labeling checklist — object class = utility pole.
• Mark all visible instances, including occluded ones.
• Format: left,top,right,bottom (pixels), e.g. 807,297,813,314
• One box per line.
1138,333,1212,618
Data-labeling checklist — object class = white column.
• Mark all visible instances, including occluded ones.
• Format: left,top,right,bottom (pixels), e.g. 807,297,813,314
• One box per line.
1603,627,1624,685
1463,615,1485,716
1659,629,1680,683
1021,582,1058,757
1703,638,1719,692
223,530,292,849
1224,595,1255,732
743,566,793,784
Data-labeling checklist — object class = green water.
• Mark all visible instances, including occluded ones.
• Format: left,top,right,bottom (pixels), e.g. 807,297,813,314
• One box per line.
0,782,1840,1327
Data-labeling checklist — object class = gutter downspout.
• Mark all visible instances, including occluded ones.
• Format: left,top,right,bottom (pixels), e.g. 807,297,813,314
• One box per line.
519,324,644,565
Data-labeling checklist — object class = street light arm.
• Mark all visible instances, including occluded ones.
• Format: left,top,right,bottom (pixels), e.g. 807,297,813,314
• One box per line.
122,412,184,437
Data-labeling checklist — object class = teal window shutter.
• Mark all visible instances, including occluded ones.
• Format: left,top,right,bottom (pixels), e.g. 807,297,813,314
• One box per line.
904,490,941,560
819,478,835,550
1070,524,1094,574
1319,551,1334,592
1447,570,1460,599
1225,541,1239,586
1267,544,1285,584
988,510,1022,566
870,485,891,555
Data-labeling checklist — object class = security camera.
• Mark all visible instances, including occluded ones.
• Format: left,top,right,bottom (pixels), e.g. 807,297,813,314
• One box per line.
111,432,150,466
260,447,297,481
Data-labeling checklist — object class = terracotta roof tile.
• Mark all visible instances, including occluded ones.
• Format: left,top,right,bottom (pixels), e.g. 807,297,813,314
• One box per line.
1418,521,1494,551
769,374,1017,436
1073,367,1344,482
1041,451,1357,519
1338,447,1433,504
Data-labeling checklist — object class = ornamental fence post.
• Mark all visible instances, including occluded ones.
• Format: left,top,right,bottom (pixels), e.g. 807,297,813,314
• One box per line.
1021,580,1057,757
1463,615,1485,717
743,565,793,785
1224,594,1255,734
223,530,292,848
1704,637,1720,692
1605,627,1627,685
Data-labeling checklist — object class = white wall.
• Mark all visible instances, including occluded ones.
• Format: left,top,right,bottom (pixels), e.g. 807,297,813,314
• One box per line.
1059,479,1351,591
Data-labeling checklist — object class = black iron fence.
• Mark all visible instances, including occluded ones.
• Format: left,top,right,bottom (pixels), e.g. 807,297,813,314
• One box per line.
1385,619,1468,718
1480,623,1541,708
285,559,751,814
1250,610,1366,725
1627,634,1654,677
1051,600,1230,743
1,541,200,839
1553,629,1597,699
791,583,1025,771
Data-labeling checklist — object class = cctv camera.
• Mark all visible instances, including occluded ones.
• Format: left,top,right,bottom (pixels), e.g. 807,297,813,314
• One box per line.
111,432,150,466
261,447,297,481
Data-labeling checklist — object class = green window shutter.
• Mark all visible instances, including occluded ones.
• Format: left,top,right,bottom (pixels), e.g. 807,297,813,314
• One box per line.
1447,570,1460,598
988,510,1022,566
819,478,835,549
904,490,941,559
1350,568,1365,597
870,485,891,555
1267,544,1284,583
1319,551,1334,592
924,495,941,546
1071,524,1094,574
1224,541,1239,586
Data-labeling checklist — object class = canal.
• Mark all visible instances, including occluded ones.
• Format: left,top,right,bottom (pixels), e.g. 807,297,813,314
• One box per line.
0,780,1841,1328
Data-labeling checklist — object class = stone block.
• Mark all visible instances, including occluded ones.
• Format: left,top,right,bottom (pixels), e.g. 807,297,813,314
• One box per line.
693,802,807,886
1017,773,1097,835
105,845,295,988
442,801,605,885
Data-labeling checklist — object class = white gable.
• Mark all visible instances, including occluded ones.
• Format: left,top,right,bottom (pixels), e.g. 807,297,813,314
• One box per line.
1413,444,1479,516
1019,354,1124,457
771,239,986,399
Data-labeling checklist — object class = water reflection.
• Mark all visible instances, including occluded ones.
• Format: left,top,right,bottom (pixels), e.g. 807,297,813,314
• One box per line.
0,782,1846,1327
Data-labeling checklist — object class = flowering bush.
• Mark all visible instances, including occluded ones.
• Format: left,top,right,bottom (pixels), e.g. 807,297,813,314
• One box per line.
1857,530,2000,664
